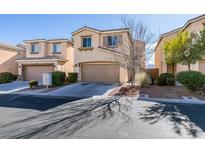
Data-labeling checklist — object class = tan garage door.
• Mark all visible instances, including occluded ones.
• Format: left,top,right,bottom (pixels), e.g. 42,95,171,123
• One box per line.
25,65,54,81
81,63,119,83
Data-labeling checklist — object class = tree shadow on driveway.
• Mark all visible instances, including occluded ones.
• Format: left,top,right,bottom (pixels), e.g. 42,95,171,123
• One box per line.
0,96,131,139
0,94,86,111
139,102,205,137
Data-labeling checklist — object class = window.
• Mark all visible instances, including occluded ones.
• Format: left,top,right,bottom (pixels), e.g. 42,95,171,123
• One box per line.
108,36,118,47
82,37,92,48
53,43,61,53
31,43,40,53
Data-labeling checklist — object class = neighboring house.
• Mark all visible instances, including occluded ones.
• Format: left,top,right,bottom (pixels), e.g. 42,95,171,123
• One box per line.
16,39,74,81
155,14,205,75
72,26,145,83
0,42,25,74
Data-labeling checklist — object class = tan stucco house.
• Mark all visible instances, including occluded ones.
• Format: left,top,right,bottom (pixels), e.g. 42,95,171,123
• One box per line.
72,26,143,83
0,42,25,75
155,14,205,75
13,26,145,83
16,39,74,81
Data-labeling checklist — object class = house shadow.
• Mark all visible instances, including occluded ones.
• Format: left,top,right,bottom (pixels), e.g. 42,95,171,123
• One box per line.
139,102,205,137
0,94,86,111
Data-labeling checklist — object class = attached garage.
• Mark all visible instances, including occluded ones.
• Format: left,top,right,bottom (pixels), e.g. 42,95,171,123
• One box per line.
81,63,119,83
24,65,54,81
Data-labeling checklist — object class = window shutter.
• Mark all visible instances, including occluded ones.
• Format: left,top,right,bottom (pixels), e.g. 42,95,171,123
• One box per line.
117,35,122,45
103,36,108,47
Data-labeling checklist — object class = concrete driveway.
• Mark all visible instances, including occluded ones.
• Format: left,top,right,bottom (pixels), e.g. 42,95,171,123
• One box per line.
0,81,29,94
48,82,118,97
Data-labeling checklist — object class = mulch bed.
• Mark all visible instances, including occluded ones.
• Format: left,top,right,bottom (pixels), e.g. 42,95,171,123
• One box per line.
140,85,205,100
109,85,140,96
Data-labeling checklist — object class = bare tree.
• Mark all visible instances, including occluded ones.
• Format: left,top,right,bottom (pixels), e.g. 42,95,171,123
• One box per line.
120,15,155,85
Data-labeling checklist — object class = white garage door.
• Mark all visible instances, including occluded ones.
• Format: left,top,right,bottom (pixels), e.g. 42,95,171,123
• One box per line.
25,65,54,81
81,63,119,83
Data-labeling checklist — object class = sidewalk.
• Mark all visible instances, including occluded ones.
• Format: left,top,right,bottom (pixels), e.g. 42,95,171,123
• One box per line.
0,81,29,94
138,96,205,105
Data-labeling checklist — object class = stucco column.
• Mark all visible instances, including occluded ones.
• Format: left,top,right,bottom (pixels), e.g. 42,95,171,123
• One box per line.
54,61,58,71
74,63,80,81
18,63,23,80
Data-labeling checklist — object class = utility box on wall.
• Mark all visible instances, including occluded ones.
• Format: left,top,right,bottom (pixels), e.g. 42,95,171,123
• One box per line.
42,73,52,88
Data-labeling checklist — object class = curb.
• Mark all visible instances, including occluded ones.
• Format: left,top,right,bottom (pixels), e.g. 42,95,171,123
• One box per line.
138,97,205,105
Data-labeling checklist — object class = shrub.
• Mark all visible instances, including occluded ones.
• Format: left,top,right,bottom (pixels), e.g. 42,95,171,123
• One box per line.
0,72,15,84
52,71,66,86
157,73,174,86
135,72,152,86
29,80,38,88
176,71,205,91
13,74,18,80
167,77,175,86
67,73,78,83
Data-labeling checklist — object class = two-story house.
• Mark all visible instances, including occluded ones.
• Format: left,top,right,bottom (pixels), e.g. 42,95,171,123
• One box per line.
72,26,132,83
155,14,205,75
16,39,74,81
15,26,145,83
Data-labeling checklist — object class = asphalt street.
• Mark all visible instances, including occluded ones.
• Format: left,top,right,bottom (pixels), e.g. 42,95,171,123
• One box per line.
1,94,205,139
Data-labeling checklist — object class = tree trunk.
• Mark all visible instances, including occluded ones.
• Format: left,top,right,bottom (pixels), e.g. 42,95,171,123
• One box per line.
188,64,191,71
171,64,175,74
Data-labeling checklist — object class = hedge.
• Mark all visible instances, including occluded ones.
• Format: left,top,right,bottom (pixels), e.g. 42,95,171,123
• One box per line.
176,71,205,91
67,73,78,83
0,72,15,84
157,73,174,86
52,71,66,86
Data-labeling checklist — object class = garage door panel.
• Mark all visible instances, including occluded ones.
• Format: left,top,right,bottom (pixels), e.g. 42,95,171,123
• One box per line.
25,65,53,81
81,63,119,82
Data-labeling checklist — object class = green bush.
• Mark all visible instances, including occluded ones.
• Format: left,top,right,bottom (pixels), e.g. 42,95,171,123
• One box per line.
0,72,15,84
176,71,205,91
29,80,38,88
167,77,175,86
67,73,78,83
13,74,18,80
157,73,174,86
52,71,66,86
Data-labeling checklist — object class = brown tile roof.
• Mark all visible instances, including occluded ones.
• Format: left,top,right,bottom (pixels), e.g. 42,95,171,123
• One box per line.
16,55,66,61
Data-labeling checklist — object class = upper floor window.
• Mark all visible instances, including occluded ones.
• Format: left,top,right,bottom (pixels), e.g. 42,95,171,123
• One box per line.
31,43,40,53
108,36,118,47
53,43,61,53
82,36,92,48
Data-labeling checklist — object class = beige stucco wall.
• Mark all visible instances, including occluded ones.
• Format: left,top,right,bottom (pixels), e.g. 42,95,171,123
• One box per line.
23,40,74,77
0,46,25,74
73,29,129,82
26,41,48,58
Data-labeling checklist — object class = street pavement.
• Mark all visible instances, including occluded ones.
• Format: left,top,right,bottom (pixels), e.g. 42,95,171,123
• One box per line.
1,94,205,139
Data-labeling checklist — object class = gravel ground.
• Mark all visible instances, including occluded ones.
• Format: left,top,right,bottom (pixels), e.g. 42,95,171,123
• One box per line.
1,94,205,139
140,85,205,100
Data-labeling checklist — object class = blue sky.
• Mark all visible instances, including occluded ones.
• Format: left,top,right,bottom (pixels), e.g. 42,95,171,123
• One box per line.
0,14,200,64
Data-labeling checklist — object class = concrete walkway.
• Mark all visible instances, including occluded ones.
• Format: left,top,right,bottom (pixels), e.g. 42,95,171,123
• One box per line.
0,81,29,94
